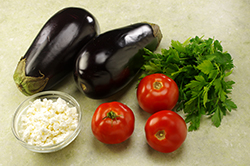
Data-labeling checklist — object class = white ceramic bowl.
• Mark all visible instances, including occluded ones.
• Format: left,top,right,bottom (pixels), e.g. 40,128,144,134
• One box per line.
11,91,82,153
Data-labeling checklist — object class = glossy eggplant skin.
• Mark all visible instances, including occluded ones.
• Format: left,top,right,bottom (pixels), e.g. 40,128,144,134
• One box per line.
13,7,99,96
74,22,162,99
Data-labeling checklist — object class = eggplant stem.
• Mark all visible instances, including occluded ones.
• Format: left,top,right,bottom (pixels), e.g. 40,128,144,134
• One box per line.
13,58,49,96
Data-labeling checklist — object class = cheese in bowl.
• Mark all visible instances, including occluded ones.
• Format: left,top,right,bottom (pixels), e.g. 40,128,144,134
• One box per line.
11,91,82,153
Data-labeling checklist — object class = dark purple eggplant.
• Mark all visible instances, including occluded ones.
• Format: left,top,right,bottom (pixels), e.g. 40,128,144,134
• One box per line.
13,7,99,96
74,22,162,99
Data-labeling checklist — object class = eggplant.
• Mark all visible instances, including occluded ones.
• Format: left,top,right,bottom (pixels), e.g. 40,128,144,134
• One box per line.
74,22,162,99
13,7,99,96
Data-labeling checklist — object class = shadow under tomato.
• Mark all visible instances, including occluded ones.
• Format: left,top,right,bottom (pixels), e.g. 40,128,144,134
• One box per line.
91,135,133,154
145,140,186,161
137,105,151,119
105,138,132,152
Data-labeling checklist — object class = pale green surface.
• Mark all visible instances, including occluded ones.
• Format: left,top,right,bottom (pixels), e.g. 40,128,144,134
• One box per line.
0,0,250,165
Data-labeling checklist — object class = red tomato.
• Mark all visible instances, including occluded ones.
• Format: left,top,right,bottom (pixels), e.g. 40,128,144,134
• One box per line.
145,110,187,153
91,101,135,144
137,73,179,114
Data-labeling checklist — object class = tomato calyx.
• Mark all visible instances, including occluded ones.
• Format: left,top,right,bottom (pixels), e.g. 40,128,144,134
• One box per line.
103,111,123,126
153,81,163,90
154,130,166,141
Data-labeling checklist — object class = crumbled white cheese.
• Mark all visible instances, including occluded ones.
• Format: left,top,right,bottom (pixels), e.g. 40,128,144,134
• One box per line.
19,97,79,146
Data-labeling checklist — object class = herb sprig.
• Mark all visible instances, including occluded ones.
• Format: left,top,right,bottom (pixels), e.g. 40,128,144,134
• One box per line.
140,36,237,131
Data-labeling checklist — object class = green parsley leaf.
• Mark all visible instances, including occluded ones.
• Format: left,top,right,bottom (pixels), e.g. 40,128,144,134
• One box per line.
211,107,223,127
223,99,237,112
197,60,215,75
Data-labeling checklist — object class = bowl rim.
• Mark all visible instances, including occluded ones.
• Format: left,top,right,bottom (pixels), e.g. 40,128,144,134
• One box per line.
11,90,82,151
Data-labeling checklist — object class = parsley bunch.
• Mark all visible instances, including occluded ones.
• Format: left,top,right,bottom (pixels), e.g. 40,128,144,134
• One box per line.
140,36,237,131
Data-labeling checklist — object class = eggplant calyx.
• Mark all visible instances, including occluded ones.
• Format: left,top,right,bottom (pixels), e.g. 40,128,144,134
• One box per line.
147,22,163,45
13,58,49,96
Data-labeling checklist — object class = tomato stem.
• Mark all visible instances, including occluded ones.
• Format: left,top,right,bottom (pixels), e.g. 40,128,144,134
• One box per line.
155,130,166,140
153,81,163,90
103,111,122,126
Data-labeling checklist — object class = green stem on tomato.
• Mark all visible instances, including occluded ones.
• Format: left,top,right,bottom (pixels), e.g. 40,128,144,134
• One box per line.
103,111,123,126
